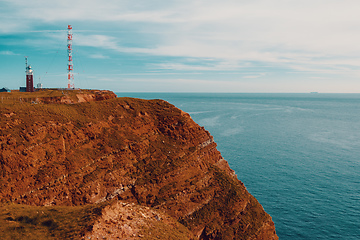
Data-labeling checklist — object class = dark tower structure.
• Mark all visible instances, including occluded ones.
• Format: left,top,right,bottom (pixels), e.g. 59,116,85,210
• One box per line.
25,57,34,92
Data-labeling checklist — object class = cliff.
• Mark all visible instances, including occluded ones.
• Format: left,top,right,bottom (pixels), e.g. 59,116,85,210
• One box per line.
0,90,278,239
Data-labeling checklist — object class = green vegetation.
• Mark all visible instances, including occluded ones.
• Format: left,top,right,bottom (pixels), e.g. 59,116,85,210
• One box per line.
0,202,107,240
0,89,100,104
139,218,195,240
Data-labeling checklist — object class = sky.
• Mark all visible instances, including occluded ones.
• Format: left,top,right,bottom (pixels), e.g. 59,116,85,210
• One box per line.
1,0,360,93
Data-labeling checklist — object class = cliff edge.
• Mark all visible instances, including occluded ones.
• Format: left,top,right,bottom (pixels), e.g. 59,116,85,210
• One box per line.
0,90,278,239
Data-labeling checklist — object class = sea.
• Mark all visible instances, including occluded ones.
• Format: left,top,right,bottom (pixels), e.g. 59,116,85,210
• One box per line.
116,93,360,240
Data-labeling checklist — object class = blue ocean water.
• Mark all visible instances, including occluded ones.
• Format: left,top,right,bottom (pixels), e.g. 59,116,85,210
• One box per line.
116,93,360,240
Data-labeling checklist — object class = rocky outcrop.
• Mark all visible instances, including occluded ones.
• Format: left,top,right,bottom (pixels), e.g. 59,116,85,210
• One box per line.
84,200,195,239
0,89,117,104
34,89,117,104
0,90,278,239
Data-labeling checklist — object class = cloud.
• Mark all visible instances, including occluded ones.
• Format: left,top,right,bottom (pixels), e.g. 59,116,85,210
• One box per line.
4,0,360,57
76,34,119,49
152,63,216,71
243,73,266,79
0,0,186,24
2,0,360,92
0,51,18,55
89,53,109,59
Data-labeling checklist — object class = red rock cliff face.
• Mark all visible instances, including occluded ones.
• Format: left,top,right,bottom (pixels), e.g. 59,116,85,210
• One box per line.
0,93,278,239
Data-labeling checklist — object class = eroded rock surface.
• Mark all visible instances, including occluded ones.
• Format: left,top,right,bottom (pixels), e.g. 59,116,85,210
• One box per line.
0,90,278,239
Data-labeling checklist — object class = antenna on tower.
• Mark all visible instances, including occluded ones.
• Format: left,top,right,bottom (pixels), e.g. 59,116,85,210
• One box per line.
67,25,74,89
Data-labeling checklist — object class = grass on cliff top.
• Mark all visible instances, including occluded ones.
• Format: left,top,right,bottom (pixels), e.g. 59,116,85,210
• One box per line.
1,89,68,103
140,218,196,240
0,89,107,105
0,202,107,240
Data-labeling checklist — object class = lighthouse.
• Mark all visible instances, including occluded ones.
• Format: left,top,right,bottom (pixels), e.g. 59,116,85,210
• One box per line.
25,57,34,92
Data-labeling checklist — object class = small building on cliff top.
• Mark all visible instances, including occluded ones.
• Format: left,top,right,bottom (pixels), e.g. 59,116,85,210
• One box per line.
0,87,10,92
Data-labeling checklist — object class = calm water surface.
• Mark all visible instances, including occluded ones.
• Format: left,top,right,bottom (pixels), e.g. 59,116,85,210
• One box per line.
117,93,360,240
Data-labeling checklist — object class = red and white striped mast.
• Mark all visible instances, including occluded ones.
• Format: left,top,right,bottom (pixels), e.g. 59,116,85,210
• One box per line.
67,25,74,89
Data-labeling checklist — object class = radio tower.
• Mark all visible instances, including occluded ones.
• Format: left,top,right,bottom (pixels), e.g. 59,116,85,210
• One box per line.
67,25,74,89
